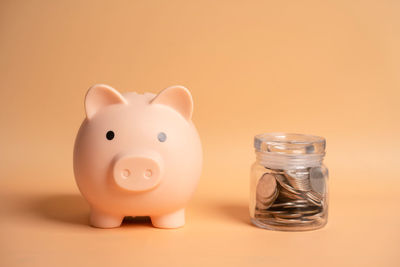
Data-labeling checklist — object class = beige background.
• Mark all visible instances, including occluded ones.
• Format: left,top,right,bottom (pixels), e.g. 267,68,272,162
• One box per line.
1,1,399,266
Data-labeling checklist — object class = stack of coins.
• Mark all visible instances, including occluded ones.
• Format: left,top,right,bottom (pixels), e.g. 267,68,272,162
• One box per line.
254,167,326,227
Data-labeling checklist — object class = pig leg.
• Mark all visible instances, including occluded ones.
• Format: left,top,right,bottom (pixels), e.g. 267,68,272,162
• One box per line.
151,209,185,229
90,208,123,228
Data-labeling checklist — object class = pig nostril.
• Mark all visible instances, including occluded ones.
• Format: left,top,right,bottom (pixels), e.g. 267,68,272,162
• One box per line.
122,169,131,179
144,169,152,179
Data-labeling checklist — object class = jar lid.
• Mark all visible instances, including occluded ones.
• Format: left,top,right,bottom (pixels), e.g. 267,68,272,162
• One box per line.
254,133,325,155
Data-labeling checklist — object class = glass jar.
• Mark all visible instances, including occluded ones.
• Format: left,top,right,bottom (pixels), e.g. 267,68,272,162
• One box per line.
250,133,329,231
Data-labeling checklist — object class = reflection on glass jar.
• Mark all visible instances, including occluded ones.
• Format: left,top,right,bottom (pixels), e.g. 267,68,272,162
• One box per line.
250,133,329,231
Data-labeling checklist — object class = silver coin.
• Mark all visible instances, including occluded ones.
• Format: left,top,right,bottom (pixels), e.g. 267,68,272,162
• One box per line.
278,188,304,200
273,213,302,219
305,191,323,206
283,204,309,209
285,169,312,191
296,207,322,215
271,200,307,208
275,175,301,195
267,210,287,214
310,167,326,194
285,169,309,180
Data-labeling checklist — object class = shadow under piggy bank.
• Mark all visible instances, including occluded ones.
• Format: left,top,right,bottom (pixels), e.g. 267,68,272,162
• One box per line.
34,194,152,227
34,194,90,226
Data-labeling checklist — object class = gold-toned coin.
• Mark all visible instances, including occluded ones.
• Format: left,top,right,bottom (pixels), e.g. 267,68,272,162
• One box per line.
256,173,278,210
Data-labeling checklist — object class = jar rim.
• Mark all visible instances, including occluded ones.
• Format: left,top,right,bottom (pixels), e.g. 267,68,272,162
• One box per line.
254,133,326,155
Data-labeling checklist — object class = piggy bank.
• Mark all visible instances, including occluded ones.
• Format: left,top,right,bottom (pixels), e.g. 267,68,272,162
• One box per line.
73,84,202,229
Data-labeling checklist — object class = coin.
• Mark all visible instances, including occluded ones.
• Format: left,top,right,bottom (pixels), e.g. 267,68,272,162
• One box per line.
256,174,277,199
275,174,300,195
277,187,304,200
273,213,302,219
305,191,323,206
285,169,312,191
256,173,278,210
254,167,327,228
310,167,326,194
271,200,307,208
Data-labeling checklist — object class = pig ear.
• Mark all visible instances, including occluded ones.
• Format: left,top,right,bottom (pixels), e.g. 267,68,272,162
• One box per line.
150,85,193,120
84,84,128,119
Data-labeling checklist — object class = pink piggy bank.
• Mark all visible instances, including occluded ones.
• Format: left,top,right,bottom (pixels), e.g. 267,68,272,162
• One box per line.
73,84,202,229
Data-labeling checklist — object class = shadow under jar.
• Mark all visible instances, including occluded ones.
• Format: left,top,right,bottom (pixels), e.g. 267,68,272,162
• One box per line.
250,133,329,231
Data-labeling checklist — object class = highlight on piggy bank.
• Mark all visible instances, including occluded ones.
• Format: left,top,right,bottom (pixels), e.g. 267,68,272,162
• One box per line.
73,84,203,229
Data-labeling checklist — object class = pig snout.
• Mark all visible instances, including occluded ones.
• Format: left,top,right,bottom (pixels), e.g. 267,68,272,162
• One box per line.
112,153,163,192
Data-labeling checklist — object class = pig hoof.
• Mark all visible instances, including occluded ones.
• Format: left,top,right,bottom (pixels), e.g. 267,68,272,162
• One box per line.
151,209,185,229
90,210,122,228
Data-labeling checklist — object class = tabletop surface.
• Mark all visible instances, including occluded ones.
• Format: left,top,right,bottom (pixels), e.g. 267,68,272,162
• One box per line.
1,169,399,267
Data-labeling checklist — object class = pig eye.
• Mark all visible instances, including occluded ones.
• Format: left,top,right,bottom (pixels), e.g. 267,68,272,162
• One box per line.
157,132,167,142
106,131,115,140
